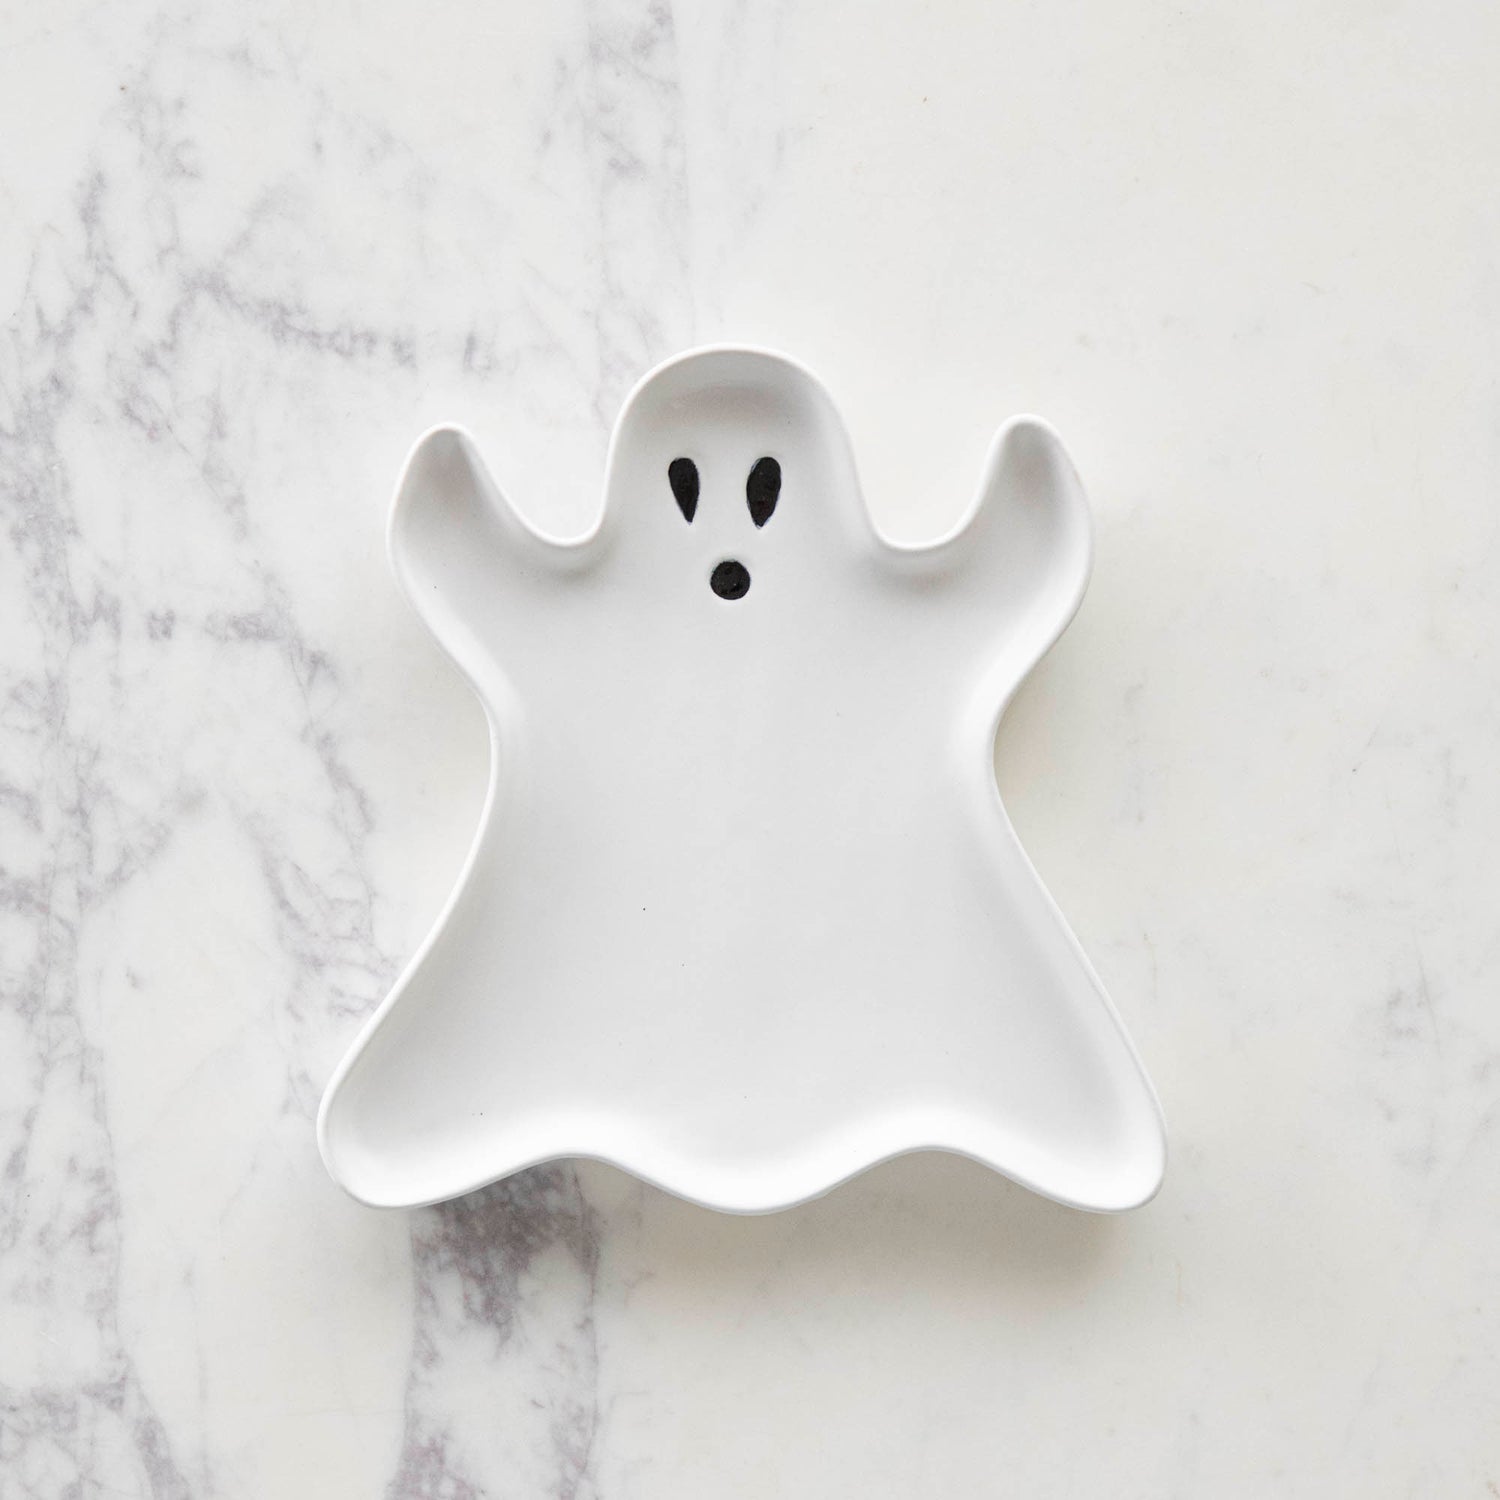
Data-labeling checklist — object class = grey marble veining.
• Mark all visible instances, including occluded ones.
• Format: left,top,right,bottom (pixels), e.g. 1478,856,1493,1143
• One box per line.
3,1,1499,1495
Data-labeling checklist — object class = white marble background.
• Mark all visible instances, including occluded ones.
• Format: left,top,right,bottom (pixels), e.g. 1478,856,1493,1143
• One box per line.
2,0,1497,1494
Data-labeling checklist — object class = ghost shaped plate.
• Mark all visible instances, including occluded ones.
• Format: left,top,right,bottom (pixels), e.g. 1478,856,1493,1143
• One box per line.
318,346,1166,1215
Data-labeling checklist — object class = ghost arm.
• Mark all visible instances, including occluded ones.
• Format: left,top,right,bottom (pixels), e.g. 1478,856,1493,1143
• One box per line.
907,418,1094,684
388,426,584,683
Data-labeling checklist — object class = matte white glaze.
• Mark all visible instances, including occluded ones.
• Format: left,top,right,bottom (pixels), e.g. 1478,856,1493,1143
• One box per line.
318,347,1165,1213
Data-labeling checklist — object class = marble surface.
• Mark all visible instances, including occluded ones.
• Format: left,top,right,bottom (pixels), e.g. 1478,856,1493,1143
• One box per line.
2,0,1497,1494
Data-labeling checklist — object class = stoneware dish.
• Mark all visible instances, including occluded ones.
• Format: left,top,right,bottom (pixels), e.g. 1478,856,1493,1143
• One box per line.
318,346,1166,1215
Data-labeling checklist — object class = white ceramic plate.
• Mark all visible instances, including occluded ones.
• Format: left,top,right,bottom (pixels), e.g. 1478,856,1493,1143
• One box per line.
318,346,1165,1214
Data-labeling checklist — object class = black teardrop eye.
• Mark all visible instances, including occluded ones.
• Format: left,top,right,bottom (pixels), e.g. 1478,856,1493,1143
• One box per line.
668,457,699,523
747,456,780,527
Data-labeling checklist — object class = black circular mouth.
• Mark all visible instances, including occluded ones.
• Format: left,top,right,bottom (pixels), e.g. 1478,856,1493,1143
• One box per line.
710,559,751,600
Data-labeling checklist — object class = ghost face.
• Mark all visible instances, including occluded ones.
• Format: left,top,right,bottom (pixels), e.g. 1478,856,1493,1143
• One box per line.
667,453,781,599
593,353,878,624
